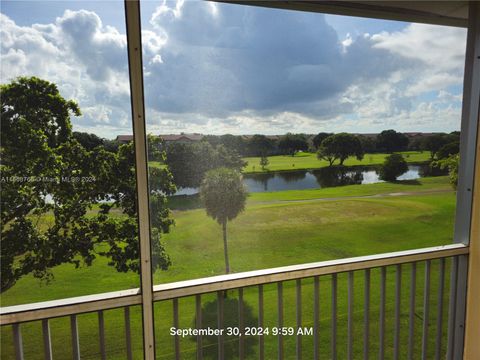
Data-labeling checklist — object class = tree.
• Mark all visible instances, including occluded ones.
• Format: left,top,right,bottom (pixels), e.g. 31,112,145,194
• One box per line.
437,141,460,160
166,142,245,189
247,134,275,157
379,154,408,181
203,134,247,156
278,133,308,156
312,132,332,149
317,133,364,166
0,77,175,292
423,134,451,159
103,138,121,153
408,137,424,151
147,134,165,161
357,135,377,153
259,156,269,170
435,154,459,189
73,132,104,151
200,168,247,274
376,130,409,153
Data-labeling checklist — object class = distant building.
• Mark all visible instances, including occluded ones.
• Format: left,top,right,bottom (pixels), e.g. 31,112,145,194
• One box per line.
116,135,134,143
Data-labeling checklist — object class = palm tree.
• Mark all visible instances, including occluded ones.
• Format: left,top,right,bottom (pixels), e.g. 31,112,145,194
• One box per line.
200,168,248,274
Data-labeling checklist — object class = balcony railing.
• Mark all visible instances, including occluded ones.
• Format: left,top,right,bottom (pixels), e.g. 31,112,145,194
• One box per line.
0,243,468,359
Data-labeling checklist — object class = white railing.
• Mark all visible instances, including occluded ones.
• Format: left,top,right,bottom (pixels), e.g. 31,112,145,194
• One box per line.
0,243,469,359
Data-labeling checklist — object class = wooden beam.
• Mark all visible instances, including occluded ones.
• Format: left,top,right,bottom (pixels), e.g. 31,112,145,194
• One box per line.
0,290,141,326
464,2,480,358
124,1,156,359
216,1,468,28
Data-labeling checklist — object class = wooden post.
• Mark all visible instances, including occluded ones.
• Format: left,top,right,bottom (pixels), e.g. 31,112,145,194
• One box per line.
124,1,156,358
464,4,480,358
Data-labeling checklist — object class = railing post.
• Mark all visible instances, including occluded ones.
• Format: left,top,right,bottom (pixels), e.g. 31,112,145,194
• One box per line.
277,282,284,360
12,324,24,360
70,315,80,360
124,1,156,359
42,319,53,360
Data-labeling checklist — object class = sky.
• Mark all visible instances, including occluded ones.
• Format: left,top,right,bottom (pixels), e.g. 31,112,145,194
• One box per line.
0,0,468,139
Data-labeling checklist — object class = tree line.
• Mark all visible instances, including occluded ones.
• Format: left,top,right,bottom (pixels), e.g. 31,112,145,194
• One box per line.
71,130,461,187
198,130,460,160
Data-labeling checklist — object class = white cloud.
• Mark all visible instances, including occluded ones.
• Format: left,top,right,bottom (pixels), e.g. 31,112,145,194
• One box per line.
1,10,131,138
371,23,465,71
0,4,468,136
341,33,353,51
371,23,466,97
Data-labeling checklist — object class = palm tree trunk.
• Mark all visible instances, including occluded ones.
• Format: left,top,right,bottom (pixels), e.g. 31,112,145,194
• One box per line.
222,221,230,274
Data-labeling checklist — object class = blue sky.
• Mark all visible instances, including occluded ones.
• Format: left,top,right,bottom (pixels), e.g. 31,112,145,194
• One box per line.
0,0,467,138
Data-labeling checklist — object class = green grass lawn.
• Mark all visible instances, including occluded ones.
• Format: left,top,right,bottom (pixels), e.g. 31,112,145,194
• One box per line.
242,151,430,173
1,176,455,359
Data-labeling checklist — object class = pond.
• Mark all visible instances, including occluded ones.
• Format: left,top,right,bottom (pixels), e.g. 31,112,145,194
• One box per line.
174,164,444,195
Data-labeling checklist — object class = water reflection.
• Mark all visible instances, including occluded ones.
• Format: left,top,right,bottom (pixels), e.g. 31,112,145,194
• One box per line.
249,172,275,191
243,164,442,193
311,167,364,188
174,164,444,195
277,170,307,183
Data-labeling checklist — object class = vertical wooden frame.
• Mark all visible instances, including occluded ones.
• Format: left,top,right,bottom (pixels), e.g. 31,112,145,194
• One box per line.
124,0,156,358
119,1,479,359
453,2,480,359
464,3,480,358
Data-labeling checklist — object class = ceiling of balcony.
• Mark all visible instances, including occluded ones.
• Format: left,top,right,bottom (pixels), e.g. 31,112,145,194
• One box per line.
218,1,469,27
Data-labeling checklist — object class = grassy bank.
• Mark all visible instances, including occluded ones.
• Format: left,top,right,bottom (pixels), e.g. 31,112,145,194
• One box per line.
167,176,451,210
242,151,430,173
1,176,455,359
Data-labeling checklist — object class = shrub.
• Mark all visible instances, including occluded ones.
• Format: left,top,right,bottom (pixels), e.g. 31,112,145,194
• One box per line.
379,154,408,182
435,154,459,189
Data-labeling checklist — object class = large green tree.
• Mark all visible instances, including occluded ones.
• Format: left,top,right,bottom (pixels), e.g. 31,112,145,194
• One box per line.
312,132,332,149
73,131,104,151
278,133,308,156
422,133,458,159
376,130,409,153
166,142,245,189
203,134,247,156
437,141,460,160
0,77,175,292
200,168,247,274
317,133,364,166
247,134,276,156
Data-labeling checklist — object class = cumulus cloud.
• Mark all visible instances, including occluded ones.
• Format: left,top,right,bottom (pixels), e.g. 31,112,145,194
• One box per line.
0,2,468,136
141,1,466,133
0,10,131,137
371,23,466,95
